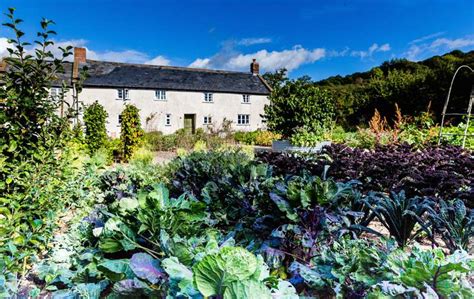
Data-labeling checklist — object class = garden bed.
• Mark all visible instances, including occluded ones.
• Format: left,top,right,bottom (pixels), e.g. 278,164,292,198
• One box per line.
8,146,472,298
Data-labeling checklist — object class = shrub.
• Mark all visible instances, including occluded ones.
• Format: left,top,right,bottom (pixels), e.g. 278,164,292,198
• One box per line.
289,127,325,147
105,138,123,162
258,144,473,206
264,78,335,137
130,147,154,166
144,131,177,152
120,104,144,161
83,101,108,154
254,130,281,146
234,130,258,144
234,130,281,146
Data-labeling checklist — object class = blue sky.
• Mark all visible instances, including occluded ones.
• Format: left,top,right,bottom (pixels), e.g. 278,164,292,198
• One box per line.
1,0,473,80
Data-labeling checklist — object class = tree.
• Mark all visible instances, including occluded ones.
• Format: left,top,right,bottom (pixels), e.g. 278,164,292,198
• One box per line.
0,8,75,195
263,78,335,137
120,104,144,161
262,68,289,90
0,8,82,273
83,101,108,154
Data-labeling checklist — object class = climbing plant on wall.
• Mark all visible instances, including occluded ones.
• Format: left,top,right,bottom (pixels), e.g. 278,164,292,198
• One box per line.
120,104,144,161
83,101,108,154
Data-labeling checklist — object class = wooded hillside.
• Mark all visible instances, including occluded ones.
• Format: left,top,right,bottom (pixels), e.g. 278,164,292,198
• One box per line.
314,50,474,127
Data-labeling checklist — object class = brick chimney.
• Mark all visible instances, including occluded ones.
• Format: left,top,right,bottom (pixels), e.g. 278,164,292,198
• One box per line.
250,58,259,76
0,59,7,73
72,47,86,80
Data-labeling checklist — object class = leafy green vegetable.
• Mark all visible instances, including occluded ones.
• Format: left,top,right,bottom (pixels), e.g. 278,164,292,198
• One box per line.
112,278,154,297
129,253,164,284
362,191,433,247
193,247,269,297
97,259,133,282
383,246,474,298
290,238,392,298
162,257,200,297
223,280,272,299
426,199,473,252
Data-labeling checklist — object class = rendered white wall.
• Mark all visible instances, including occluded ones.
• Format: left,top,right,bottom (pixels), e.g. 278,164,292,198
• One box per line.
72,88,269,137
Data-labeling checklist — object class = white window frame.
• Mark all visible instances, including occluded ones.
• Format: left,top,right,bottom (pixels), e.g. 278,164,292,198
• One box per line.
155,90,166,101
203,115,212,125
242,94,250,103
117,88,129,100
50,87,61,98
237,114,250,126
204,92,213,103
165,114,171,126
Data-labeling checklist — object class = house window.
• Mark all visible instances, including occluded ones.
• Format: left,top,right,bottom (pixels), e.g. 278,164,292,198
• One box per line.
204,93,213,102
242,94,250,103
117,88,129,100
118,115,122,126
165,114,171,126
203,116,212,125
237,114,250,125
155,90,166,100
50,87,61,98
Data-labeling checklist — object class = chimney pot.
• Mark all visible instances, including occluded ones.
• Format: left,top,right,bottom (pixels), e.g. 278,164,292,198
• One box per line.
250,58,259,75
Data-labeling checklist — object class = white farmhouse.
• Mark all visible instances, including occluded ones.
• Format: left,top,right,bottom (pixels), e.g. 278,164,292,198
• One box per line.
55,48,271,137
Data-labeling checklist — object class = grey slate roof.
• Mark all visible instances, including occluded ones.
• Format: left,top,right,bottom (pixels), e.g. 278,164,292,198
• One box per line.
58,60,271,95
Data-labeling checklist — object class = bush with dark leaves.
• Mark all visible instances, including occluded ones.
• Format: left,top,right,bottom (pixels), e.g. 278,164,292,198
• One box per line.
257,144,473,207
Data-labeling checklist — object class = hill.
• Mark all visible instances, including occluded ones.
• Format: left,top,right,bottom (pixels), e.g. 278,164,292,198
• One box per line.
314,50,474,127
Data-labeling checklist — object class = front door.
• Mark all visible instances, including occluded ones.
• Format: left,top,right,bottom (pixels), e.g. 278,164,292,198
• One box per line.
184,114,195,134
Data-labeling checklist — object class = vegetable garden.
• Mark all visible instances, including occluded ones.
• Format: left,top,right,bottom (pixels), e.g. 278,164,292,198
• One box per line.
0,7,473,299
2,145,473,298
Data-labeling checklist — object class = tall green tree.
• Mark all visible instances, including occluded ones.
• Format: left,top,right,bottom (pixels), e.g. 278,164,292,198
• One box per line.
83,101,108,154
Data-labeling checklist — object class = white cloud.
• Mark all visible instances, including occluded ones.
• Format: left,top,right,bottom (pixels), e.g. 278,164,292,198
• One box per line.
405,45,422,61
237,37,272,46
229,46,325,71
378,43,391,52
404,35,474,60
91,50,150,63
410,31,445,44
189,58,211,68
0,37,171,65
430,37,474,49
327,47,350,57
145,55,171,66
351,43,391,59
0,37,10,57
189,45,326,72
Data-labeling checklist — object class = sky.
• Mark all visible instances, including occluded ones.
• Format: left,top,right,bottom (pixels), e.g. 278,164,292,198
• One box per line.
0,0,473,80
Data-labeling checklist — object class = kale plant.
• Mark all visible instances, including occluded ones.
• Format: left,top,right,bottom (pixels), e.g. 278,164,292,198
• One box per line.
362,191,434,247
426,199,474,252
